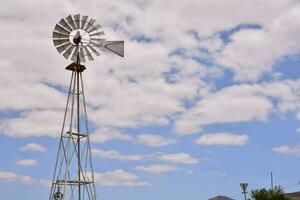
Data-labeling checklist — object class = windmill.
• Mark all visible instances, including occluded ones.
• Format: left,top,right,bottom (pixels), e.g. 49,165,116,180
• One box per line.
49,14,124,200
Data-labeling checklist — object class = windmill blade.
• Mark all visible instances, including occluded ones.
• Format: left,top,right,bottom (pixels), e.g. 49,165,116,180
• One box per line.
89,41,99,47
81,15,88,29
54,24,70,35
73,14,80,29
56,42,72,53
79,47,86,63
84,18,96,32
90,31,104,37
90,38,106,46
52,31,69,39
63,45,75,59
53,38,70,47
83,46,94,61
103,40,124,57
87,24,101,33
65,15,76,30
58,18,73,32
87,45,100,56
71,46,80,62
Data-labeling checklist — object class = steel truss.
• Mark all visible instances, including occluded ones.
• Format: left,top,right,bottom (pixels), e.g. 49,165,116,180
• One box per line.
49,54,96,200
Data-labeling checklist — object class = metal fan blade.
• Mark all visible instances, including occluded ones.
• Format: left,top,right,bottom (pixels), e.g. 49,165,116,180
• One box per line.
56,42,72,53
53,38,70,47
90,38,106,46
63,45,75,59
79,47,86,63
89,31,105,37
71,46,80,62
52,31,69,39
87,45,100,56
81,15,88,29
87,24,101,33
54,24,70,35
58,18,72,32
66,15,76,30
84,18,96,32
103,40,124,57
73,14,80,29
89,41,99,47
83,46,94,61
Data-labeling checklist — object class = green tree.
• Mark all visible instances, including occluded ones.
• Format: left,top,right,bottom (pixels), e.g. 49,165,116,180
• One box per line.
251,186,291,200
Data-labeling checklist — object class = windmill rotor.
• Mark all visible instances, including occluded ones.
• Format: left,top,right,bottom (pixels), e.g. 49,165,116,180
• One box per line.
52,14,124,63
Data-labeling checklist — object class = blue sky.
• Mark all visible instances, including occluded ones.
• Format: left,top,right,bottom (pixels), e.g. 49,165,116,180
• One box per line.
0,0,300,200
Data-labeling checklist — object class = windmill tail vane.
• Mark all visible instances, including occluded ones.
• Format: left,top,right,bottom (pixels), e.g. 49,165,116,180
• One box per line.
49,14,124,200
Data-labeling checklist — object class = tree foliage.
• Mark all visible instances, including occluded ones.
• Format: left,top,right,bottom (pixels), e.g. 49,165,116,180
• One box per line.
251,186,291,200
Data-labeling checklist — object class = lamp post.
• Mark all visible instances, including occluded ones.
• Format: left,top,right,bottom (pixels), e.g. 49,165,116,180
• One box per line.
240,183,248,200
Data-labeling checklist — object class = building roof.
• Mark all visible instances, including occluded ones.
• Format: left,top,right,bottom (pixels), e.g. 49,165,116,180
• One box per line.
285,192,300,200
209,195,234,200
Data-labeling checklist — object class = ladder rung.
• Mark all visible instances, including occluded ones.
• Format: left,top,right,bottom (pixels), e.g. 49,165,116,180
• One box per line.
66,131,87,138
54,180,93,185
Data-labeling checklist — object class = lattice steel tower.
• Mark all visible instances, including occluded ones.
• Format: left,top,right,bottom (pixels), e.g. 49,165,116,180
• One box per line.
49,14,124,200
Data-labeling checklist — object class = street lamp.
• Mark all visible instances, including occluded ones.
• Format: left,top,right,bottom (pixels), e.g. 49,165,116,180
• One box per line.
240,183,248,200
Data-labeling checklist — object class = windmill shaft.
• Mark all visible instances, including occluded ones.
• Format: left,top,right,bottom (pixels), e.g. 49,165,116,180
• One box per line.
76,54,81,200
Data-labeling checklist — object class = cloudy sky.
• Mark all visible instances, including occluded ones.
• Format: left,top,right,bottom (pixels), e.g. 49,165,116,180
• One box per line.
1,0,300,199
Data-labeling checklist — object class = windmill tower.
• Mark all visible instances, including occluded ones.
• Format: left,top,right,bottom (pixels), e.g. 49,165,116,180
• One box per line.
49,14,124,200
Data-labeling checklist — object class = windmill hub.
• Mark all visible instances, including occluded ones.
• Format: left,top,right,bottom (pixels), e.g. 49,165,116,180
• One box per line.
70,30,90,46
72,31,82,45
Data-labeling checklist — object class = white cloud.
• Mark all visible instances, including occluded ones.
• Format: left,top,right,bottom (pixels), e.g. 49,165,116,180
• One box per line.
0,172,17,181
0,2,299,192
135,164,178,175
14,159,38,167
208,170,228,177
0,109,63,138
92,149,149,161
157,153,199,164
217,4,300,82
91,130,178,147
195,132,249,146
87,76,199,128
175,80,300,135
100,0,295,42
0,61,66,111
272,145,300,156
0,0,298,140
0,169,147,187
20,143,47,152
136,134,177,147
199,35,224,53
175,84,273,134
93,169,151,187
90,127,134,143
0,171,48,186
18,176,35,185
38,179,52,187
92,149,199,164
